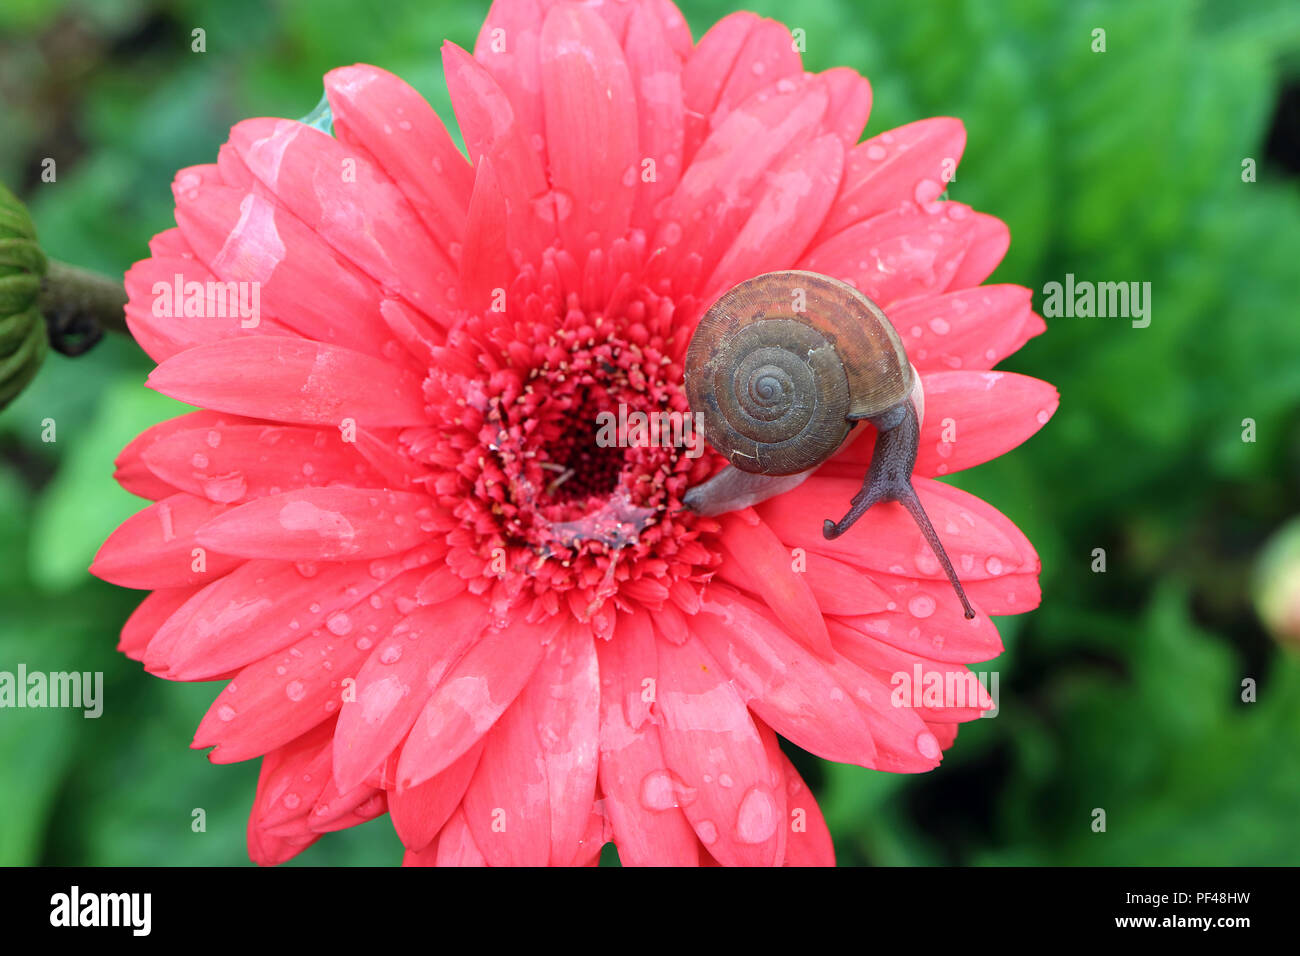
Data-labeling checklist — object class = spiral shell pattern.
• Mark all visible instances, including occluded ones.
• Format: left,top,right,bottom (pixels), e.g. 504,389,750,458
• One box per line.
684,271,912,476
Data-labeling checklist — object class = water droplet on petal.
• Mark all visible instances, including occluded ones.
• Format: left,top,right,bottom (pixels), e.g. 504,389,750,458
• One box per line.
908,594,937,619
735,787,778,844
916,732,941,760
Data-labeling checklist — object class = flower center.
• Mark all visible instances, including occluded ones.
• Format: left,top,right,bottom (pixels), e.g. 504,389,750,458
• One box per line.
410,243,722,635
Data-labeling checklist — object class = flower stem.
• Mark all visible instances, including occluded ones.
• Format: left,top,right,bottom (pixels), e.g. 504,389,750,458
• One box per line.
38,259,128,356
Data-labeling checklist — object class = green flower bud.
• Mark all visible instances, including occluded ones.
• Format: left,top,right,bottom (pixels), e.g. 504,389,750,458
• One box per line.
0,184,49,410
1254,516,1300,647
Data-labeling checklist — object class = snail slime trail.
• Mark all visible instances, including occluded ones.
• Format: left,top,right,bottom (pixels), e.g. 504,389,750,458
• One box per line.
683,270,976,620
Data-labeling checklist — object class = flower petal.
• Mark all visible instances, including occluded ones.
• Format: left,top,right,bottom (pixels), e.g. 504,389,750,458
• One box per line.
694,585,878,766
816,117,966,241
331,595,490,791
149,545,440,680
91,493,241,589
119,586,203,662
226,118,457,319
655,635,782,866
823,371,1059,479
397,614,556,788
760,475,1038,583
713,510,834,660
624,0,686,228
596,613,700,866
141,421,385,505
885,284,1045,374
703,132,844,301
540,3,639,256
388,740,484,852
147,337,430,427
193,568,425,764
799,202,980,307
443,41,553,263
195,488,436,561
324,64,473,261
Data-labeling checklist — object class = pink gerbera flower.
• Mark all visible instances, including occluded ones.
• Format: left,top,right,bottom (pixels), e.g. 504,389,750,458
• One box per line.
93,0,1056,866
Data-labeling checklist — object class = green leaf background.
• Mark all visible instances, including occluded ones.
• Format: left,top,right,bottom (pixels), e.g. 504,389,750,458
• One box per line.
0,0,1297,865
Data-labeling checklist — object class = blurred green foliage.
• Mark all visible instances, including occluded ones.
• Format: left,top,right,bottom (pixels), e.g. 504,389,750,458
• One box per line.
1,0,1298,865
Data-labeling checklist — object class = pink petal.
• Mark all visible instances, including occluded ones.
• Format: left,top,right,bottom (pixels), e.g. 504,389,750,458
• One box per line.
443,41,553,263
324,64,473,261
682,15,802,162
123,255,294,363
816,117,966,241
702,132,844,301
147,337,430,427
226,118,457,318
141,421,386,505
388,740,484,852
192,567,425,763
681,12,761,163
884,284,1045,374
800,550,892,617
769,739,835,866
396,614,556,788
150,546,439,680
91,493,241,589
306,784,386,833
246,722,333,864
540,3,639,256
693,585,878,766
624,0,686,228
652,81,829,291
119,586,202,661
172,183,400,355
195,487,436,561
947,212,1010,289
473,0,550,168
799,202,979,307
834,626,995,721
831,583,1003,664
435,807,488,866
817,67,872,147
458,157,513,315
331,595,490,792
759,474,1038,583
596,613,700,866
115,411,249,502
713,510,834,660
655,635,782,866
528,626,601,866
819,652,943,773
823,371,1059,479
461,690,551,866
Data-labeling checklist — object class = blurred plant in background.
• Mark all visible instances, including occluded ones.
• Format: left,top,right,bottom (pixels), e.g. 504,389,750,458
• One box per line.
1,0,1298,865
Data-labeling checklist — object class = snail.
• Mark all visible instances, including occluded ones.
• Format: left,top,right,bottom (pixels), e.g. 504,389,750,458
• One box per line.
682,269,975,619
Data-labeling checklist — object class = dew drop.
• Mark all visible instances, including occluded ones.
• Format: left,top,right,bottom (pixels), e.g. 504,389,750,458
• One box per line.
735,787,778,844
908,594,937,619
285,680,305,701
916,732,941,759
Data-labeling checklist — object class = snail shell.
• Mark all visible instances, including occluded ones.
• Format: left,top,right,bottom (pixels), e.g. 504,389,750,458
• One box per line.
684,270,912,476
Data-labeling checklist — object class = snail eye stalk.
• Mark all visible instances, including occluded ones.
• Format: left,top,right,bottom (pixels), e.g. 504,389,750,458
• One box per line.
823,402,976,620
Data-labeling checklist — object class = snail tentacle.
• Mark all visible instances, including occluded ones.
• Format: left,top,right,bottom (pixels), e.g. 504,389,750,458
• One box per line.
822,402,976,620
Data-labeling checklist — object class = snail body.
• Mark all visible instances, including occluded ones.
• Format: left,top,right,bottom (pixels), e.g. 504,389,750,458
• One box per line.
683,270,975,619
